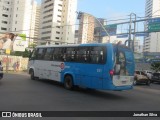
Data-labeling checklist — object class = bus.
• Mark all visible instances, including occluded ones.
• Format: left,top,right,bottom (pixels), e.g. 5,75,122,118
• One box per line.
28,43,135,91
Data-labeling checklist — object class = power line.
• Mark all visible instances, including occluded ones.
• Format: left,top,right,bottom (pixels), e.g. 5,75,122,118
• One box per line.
0,17,131,33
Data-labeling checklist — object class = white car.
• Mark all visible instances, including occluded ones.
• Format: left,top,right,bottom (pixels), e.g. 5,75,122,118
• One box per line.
134,71,150,85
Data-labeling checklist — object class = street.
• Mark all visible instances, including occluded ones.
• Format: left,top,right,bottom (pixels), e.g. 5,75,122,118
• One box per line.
0,73,160,112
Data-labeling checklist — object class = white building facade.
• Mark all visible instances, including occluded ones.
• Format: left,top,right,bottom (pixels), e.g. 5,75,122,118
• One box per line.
0,0,39,45
144,0,160,52
39,0,77,45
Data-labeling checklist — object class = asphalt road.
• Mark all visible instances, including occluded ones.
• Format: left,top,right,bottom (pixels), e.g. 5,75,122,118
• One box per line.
0,73,160,119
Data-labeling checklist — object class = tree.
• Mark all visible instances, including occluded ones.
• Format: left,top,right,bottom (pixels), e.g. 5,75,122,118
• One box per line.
10,49,30,58
151,62,160,72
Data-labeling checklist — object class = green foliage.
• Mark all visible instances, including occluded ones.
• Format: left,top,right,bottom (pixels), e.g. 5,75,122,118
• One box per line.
29,43,37,48
151,62,160,72
10,49,31,58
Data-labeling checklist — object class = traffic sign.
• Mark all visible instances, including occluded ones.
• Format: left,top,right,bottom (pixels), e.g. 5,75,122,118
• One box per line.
101,24,117,36
117,34,128,38
148,17,160,24
148,23,160,32
135,33,149,37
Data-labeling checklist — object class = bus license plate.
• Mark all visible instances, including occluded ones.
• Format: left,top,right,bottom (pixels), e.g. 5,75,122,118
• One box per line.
122,81,127,84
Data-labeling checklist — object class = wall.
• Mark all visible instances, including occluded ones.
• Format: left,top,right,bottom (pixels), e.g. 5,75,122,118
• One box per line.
0,55,28,71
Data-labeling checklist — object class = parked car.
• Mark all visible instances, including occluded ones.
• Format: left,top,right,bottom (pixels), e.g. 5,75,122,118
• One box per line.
0,62,3,80
151,73,160,83
134,71,150,85
143,70,153,80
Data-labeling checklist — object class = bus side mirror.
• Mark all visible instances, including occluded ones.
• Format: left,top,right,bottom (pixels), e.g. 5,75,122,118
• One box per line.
115,64,120,74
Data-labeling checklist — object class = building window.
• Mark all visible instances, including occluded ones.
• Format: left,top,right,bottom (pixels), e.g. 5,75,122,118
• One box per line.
43,9,53,14
58,4,62,7
16,14,18,17
44,0,52,3
58,9,62,12
2,21,8,24
15,28,16,31
55,37,60,39
41,36,51,40
56,31,60,34
2,14,8,17
1,27,7,30
41,31,51,34
56,26,60,28
42,20,52,24
15,21,17,24
44,3,53,8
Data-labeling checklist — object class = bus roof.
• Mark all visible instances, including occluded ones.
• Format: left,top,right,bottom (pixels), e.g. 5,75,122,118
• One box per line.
35,43,113,48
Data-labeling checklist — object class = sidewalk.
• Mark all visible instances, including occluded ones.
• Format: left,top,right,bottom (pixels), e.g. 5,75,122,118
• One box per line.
4,71,29,76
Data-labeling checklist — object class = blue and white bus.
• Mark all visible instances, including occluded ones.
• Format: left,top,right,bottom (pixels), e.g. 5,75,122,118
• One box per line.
28,43,135,91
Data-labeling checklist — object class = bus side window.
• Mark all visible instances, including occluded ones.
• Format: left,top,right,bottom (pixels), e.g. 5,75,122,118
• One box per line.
44,48,53,61
90,47,104,64
36,48,46,60
76,47,89,63
66,47,76,62
53,48,64,61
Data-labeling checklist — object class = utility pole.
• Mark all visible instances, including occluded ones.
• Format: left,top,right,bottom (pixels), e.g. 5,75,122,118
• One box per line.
128,13,136,51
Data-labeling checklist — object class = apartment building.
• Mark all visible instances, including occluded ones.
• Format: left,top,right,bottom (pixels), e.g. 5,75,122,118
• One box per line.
0,0,39,45
0,0,12,33
39,0,77,45
144,0,160,52
78,13,95,44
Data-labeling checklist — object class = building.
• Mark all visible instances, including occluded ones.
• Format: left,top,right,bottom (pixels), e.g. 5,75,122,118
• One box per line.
0,0,39,45
74,30,79,44
39,0,77,45
78,13,95,44
33,4,41,45
94,18,107,43
144,0,160,52
134,39,143,53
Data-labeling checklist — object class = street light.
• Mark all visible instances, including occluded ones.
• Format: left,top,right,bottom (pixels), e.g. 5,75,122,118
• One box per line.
77,11,110,43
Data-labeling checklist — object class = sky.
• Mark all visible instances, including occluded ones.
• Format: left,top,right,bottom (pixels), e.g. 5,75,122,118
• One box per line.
36,0,146,43
37,0,146,19
37,0,146,24
77,0,145,21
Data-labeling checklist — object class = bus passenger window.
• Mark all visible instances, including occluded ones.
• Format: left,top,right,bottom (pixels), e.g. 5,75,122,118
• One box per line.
37,48,46,60
44,48,53,60
90,47,105,64
53,48,64,61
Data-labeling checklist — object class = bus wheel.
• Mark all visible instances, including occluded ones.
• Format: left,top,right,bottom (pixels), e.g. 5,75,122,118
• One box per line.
30,70,35,80
64,75,74,90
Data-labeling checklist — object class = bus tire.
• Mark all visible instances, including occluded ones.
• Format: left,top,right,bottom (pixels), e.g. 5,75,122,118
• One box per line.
30,70,35,80
64,75,74,90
